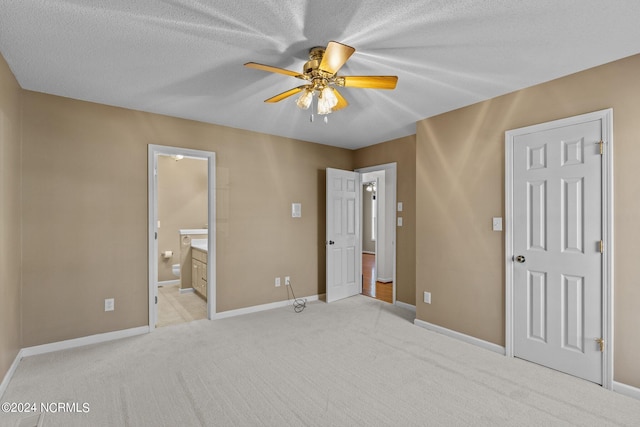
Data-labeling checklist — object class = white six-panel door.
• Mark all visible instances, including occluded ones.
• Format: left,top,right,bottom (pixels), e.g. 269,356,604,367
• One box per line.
326,168,361,303
512,118,603,384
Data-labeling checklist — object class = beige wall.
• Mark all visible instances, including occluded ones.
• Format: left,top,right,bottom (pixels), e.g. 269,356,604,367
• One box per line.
0,54,22,382
157,156,208,282
354,135,417,305
416,54,640,387
20,91,353,347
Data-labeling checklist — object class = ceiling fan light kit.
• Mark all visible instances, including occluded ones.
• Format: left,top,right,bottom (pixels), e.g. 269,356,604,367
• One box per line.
296,88,313,110
244,41,398,120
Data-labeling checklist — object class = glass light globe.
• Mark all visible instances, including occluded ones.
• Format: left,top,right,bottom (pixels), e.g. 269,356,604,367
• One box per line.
296,89,313,110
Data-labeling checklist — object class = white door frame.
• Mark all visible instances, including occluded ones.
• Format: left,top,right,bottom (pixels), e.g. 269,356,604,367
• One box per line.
356,163,397,303
148,144,216,330
504,109,613,389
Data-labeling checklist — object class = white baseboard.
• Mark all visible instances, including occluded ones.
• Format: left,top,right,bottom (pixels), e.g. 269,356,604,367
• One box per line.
613,381,640,400
179,287,195,294
377,277,393,283
158,279,180,287
214,294,324,320
0,349,24,399
414,318,505,355
21,326,149,358
1,326,149,400
395,300,416,312
362,251,375,255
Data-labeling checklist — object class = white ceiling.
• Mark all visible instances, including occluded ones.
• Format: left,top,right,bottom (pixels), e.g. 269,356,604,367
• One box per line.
2,1,640,149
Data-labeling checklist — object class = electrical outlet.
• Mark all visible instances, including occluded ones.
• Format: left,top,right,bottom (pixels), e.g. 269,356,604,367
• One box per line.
423,292,431,304
285,276,291,286
104,298,114,312
275,277,281,287
492,217,503,231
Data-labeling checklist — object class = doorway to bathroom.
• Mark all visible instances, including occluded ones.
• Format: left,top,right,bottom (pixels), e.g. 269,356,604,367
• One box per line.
148,145,216,331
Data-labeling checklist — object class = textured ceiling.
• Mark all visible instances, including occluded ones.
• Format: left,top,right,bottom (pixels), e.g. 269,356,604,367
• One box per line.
2,1,640,149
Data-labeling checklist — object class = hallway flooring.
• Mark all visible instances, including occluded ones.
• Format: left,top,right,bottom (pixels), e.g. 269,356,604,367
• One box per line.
362,253,393,304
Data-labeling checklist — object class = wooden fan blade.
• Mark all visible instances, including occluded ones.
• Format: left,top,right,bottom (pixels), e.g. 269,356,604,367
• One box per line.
339,75,398,89
244,62,306,79
264,86,306,103
318,41,355,75
331,88,348,111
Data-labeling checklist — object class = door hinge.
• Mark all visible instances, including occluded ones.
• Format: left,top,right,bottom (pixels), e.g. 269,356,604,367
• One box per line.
155,296,158,304
598,140,604,155
599,240,604,253
155,232,158,240
595,338,604,352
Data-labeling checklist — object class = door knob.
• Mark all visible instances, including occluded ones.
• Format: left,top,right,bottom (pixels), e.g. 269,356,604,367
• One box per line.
515,255,526,263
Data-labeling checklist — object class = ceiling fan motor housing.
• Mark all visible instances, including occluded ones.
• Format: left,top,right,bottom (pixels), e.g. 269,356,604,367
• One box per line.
304,47,333,80
303,58,321,75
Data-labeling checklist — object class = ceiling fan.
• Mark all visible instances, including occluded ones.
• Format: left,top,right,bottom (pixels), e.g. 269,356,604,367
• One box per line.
244,41,398,118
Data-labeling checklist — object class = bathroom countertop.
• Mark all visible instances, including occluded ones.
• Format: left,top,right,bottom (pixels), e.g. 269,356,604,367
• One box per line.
180,228,208,235
191,239,207,252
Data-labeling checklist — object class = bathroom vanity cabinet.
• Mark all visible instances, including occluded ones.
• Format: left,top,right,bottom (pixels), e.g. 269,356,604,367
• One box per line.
191,248,207,300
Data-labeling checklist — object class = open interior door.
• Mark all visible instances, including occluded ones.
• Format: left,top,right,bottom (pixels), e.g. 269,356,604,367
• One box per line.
326,168,362,303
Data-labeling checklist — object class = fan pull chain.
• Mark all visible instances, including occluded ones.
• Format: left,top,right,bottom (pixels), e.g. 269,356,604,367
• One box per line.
308,114,329,124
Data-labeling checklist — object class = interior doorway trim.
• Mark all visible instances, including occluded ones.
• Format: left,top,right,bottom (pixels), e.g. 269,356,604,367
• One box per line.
355,162,397,303
148,144,216,331
504,109,613,389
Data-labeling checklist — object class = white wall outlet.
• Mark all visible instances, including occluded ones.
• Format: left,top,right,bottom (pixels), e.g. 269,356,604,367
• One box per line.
423,292,431,304
285,276,291,286
104,298,114,312
397,202,403,212
397,217,403,227
275,277,281,287
492,217,503,231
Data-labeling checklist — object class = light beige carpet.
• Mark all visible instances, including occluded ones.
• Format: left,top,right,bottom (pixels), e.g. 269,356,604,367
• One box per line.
2,296,639,426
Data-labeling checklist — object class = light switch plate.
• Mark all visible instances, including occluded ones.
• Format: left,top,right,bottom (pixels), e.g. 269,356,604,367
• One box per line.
397,217,403,227
423,292,431,304
397,202,403,212
291,203,302,218
492,217,503,231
